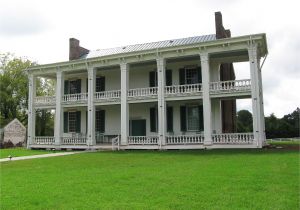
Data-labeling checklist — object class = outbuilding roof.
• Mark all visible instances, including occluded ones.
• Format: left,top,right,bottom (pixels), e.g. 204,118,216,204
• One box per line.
83,34,216,59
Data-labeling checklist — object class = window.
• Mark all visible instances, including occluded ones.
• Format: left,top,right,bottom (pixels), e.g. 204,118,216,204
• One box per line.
69,80,79,94
187,106,199,131
68,112,76,132
185,68,198,84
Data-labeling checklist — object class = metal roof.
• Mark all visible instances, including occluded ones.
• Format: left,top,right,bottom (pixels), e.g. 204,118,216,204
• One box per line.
83,34,216,59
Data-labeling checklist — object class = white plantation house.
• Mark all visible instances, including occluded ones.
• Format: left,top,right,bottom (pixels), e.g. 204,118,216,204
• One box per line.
27,12,267,150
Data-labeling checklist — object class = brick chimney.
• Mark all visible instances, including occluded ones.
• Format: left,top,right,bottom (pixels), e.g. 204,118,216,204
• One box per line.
215,12,236,133
69,38,90,60
215,11,231,39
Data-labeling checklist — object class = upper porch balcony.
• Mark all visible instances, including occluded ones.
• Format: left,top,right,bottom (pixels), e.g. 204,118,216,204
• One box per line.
34,78,251,107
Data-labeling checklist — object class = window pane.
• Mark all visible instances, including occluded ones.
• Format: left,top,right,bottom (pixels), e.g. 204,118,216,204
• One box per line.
68,112,76,132
187,106,199,131
69,81,78,94
185,68,198,84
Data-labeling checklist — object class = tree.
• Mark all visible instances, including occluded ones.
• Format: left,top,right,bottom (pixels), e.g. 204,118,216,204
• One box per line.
0,53,35,127
236,110,253,132
0,53,55,136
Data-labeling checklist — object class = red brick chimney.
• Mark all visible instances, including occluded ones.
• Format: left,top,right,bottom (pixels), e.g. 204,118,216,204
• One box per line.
215,12,236,133
69,38,90,60
215,12,231,39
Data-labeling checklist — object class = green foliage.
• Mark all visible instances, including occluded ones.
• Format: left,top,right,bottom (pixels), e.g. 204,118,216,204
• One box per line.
0,53,34,127
236,109,253,132
265,108,300,139
1,150,298,209
0,53,55,134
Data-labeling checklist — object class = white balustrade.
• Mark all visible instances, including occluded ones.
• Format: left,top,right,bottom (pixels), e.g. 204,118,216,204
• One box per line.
165,83,202,96
166,135,204,144
95,90,121,100
34,136,55,145
212,133,254,144
63,93,88,102
210,79,251,92
61,136,87,145
128,136,158,145
35,96,56,105
127,87,158,98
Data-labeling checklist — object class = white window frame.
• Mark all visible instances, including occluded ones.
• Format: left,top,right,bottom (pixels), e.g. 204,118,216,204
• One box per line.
185,67,198,84
69,80,79,94
68,111,76,133
186,105,199,132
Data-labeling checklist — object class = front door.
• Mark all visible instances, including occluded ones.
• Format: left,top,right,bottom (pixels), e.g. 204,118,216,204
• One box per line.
130,119,146,136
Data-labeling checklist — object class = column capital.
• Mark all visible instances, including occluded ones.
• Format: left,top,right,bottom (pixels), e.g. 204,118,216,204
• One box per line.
120,62,129,71
199,52,210,62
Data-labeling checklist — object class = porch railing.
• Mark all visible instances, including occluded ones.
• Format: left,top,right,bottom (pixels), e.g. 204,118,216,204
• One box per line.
95,90,121,100
112,135,120,151
63,93,88,102
128,136,158,145
34,136,55,145
165,83,202,96
166,135,204,144
210,79,251,92
61,136,87,145
35,96,56,106
212,133,254,144
127,87,158,98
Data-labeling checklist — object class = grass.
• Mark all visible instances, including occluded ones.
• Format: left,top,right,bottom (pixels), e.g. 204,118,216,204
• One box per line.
0,148,56,159
0,148,299,210
268,140,300,146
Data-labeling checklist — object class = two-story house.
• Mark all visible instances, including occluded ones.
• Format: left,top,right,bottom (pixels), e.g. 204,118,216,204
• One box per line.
27,12,267,150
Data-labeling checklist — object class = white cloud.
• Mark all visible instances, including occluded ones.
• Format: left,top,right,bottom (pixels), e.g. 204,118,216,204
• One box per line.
0,0,299,117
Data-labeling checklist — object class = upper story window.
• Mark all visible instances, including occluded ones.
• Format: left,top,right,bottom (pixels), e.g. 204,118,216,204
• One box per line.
64,79,81,94
185,68,198,84
179,67,201,85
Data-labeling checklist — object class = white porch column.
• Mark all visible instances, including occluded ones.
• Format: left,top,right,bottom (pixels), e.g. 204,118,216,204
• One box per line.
87,67,96,146
200,53,212,145
157,57,166,147
248,45,265,147
27,74,36,148
54,70,64,146
120,62,129,145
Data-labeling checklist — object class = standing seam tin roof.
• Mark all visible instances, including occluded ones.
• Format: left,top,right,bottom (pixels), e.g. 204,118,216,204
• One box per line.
83,34,216,59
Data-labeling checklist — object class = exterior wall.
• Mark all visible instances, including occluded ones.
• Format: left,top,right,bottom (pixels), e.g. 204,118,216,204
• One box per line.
97,69,121,91
98,105,121,135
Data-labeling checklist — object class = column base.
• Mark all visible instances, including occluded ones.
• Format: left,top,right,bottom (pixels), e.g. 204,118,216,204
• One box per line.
204,140,213,146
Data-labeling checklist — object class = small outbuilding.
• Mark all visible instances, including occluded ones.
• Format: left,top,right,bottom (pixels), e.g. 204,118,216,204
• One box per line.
3,119,26,146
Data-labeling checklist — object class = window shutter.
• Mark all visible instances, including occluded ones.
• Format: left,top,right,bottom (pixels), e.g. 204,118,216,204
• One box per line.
64,112,68,133
167,106,173,132
150,107,157,132
76,111,81,133
64,80,69,94
166,69,172,86
99,110,105,133
198,105,204,131
179,68,185,85
100,77,105,91
180,106,186,131
86,111,88,133
149,71,156,87
76,79,81,93
197,66,202,83
86,78,88,92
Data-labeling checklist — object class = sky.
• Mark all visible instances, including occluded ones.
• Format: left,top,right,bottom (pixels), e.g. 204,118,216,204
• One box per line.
0,0,299,118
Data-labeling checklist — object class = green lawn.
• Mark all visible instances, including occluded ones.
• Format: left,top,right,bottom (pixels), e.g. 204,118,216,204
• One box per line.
268,140,300,146
0,148,55,159
1,148,299,210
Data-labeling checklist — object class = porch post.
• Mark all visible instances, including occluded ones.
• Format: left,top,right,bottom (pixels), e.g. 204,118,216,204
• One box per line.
157,57,166,147
27,73,36,148
54,70,64,146
87,66,96,146
200,52,212,145
120,62,129,145
248,44,265,147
